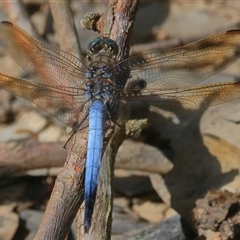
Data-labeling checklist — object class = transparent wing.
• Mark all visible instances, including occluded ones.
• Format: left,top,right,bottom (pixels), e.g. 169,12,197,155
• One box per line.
120,30,240,89
120,81,240,126
0,21,87,88
0,73,88,130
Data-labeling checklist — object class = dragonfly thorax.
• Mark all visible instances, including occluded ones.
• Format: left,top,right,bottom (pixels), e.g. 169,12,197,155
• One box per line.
85,42,118,102
84,79,114,101
86,63,112,79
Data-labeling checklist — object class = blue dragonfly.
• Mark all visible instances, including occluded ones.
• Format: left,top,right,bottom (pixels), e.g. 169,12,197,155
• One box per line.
1,21,240,232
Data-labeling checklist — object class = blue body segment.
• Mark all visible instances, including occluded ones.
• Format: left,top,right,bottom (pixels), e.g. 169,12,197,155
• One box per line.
84,100,106,231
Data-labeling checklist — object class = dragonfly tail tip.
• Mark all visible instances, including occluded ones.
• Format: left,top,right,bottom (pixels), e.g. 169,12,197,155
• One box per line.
84,225,90,234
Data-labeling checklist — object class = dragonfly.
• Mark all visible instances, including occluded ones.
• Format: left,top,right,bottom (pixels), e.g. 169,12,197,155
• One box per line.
1,21,240,232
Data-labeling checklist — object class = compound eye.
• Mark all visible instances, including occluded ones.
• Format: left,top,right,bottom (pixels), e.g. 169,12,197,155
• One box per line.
101,38,118,55
88,38,100,48
87,37,118,58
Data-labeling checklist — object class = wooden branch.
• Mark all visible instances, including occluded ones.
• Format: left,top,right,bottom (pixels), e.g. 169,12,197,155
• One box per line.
49,0,82,58
77,0,139,239
1,0,38,37
98,0,139,61
34,130,87,240
0,140,66,177
0,138,172,178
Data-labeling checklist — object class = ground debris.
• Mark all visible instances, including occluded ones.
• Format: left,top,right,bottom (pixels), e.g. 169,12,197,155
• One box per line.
193,190,240,240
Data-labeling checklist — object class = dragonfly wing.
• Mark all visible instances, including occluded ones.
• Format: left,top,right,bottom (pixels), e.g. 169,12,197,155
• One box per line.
0,73,88,130
0,21,86,88
120,30,240,89
121,81,240,126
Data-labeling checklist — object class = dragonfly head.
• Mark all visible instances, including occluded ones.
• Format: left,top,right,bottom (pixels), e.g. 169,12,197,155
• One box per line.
86,38,118,79
87,37,118,60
